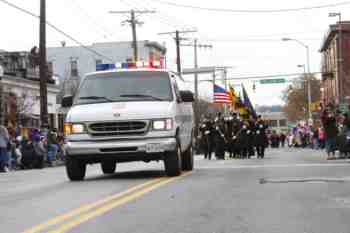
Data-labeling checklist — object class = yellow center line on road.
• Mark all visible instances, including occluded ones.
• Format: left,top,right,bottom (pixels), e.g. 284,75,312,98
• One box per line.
48,172,191,233
22,177,165,233
22,172,191,233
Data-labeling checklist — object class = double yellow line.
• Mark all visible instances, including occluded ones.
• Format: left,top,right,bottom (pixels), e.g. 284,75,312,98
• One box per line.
23,172,191,233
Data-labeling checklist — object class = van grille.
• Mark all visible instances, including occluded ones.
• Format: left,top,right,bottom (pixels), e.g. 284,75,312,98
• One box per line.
88,121,148,137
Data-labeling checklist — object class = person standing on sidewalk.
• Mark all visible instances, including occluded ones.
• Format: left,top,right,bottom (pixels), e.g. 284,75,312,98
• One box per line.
46,128,59,166
0,125,10,172
322,109,338,159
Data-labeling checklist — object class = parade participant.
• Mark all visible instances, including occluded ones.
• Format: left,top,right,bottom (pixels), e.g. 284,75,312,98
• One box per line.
255,115,268,159
213,112,226,160
231,113,243,158
237,122,250,159
199,115,215,160
224,113,234,158
247,116,256,158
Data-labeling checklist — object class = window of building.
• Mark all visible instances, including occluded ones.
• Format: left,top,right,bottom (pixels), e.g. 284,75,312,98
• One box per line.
279,119,287,127
47,62,53,77
71,60,78,77
267,120,278,127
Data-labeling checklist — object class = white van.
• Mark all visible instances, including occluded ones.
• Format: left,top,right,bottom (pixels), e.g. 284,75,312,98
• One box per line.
62,67,194,181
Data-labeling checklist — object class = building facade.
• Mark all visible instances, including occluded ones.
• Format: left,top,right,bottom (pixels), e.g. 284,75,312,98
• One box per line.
259,111,288,133
0,51,60,133
320,22,350,108
47,40,167,81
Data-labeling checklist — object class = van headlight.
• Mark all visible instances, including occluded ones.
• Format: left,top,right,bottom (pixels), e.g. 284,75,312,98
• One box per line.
64,123,86,135
152,119,173,131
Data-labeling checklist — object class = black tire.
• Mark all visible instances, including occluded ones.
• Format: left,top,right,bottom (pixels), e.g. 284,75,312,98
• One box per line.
66,156,86,181
101,161,116,174
164,142,182,177
182,143,194,171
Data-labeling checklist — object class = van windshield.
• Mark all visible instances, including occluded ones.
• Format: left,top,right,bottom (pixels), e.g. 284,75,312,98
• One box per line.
75,71,173,105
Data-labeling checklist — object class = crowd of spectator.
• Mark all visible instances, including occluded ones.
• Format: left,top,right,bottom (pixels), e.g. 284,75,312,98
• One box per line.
0,125,65,173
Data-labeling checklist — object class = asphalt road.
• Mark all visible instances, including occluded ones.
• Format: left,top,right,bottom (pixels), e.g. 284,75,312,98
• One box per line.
1,148,350,233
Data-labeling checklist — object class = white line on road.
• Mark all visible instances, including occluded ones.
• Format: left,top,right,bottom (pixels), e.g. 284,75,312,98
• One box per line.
198,163,350,170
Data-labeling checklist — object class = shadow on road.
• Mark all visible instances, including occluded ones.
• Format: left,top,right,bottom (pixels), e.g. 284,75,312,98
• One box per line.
84,170,166,182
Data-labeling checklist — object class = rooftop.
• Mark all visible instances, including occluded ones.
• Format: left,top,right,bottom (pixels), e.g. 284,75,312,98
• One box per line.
320,21,350,52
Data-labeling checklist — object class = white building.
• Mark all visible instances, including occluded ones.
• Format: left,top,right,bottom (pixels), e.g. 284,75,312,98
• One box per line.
259,111,289,133
0,74,60,130
47,40,167,80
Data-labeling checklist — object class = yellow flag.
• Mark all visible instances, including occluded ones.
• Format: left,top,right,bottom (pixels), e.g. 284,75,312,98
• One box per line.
229,85,238,109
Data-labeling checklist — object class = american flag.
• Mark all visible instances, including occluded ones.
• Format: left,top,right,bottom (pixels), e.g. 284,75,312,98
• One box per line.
213,84,231,104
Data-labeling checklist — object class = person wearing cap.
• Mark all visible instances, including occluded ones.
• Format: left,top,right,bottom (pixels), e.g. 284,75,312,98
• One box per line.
255,115,268,159
199,115,215,160
213,112,226,160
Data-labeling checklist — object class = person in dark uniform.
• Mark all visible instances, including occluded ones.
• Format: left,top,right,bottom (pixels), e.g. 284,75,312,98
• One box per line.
247,116,256,158
232,113,242,158
237,122,250,159
214,112,226,160
199,115,215,160
224,114,234,158
255,115,268,159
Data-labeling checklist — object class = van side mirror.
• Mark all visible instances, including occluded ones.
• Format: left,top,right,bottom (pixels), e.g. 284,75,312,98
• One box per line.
62,95,73,108
179,91,194,103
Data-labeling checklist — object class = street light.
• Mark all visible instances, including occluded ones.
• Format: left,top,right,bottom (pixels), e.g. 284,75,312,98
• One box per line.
282,38,312,124
297,64,306,74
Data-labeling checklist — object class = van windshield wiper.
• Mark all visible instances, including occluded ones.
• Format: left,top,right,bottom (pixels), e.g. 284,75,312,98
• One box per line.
119,94,165,101
79,96,114,102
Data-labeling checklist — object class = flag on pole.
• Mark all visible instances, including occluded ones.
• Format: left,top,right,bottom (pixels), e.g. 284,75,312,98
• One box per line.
242,85,257,119
213,84,231,104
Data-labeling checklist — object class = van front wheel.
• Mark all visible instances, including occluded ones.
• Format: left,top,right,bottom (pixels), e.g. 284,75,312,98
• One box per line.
164,143,182,177
66,156,86,181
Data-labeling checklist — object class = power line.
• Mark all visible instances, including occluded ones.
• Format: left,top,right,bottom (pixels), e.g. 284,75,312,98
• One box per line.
0,0,114,62
203,38,321,43
70,0,117,39
122,0,196,30
150,0,350,13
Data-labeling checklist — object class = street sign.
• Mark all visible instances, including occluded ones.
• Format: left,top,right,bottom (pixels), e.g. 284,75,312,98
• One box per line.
259,78,286,84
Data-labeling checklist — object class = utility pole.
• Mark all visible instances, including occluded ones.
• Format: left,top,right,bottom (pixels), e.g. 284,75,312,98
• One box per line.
175,31,181,73
181,39,212,135
39,0,49,129
110,10,155,61
158,29,197,74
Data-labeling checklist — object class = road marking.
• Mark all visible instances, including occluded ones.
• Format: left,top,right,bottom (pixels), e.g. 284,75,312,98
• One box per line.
22,178,164,233
22,172,191,233
199,163,350,170
48,173,191,233
260,177,350,184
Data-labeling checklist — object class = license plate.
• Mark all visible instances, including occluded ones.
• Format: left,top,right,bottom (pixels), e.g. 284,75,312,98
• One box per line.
146,143,164,153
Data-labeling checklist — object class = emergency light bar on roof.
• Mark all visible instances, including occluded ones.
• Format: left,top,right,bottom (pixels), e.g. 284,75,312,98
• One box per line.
96,60,164,71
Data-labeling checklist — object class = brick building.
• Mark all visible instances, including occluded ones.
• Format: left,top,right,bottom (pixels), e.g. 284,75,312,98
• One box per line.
320,21,350,108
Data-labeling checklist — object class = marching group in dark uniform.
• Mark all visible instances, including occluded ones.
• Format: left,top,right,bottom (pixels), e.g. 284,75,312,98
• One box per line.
198,112,269,160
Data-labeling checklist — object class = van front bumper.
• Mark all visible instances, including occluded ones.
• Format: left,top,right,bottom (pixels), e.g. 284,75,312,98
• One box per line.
65,137,177,158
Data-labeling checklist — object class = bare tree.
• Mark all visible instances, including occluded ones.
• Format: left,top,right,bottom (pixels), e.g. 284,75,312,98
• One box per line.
282,74,320,122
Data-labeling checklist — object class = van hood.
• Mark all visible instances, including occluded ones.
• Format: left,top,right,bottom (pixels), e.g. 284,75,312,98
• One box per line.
66,101,175,122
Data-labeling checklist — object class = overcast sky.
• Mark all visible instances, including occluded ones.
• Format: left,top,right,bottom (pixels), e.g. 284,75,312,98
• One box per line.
1,0,349,106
